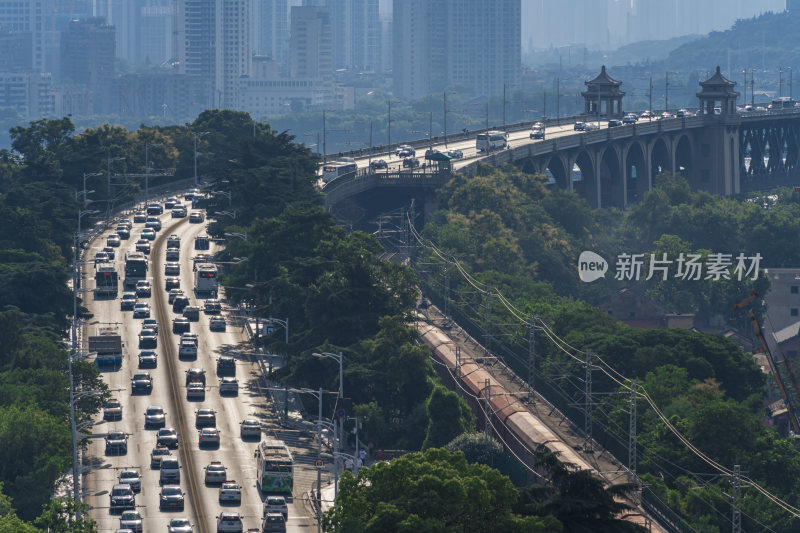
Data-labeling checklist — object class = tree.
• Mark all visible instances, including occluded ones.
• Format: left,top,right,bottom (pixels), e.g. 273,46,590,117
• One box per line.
422,385,474,449
34,498,96,533
322,448,561,533
445,432,504,466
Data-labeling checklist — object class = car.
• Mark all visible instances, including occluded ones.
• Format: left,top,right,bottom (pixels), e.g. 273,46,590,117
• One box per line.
219,376,238,395
135,239,151,254
185,367,206,385
138,327,158,349
118,218,132,228
105,430,128,455
607,119,623,127
189,211,205,223
216,512,243,533
102,246,116,260
584,122,600,131
147,202,164,215
199,427,221,448
173,296,190,313
143,318,158,333
168,517,193,533
402,156,420,168
120,292,137,310
173,316,190,334
131,371,153,394
135,280,151,298
179,339,197,359
169,288,185,304
195,408,216,428
160,485,185,510
167,235,179,249
157,427,179,449
185,188,201,200
94,251,110,263
622,113,638,124
639,110,653,119
573,121,586,131
529,126,544,139
193,253,212,269
396,145,415,157
119,510,143,533
369,159,387,170
116,226,131,239
145,216,162,231
172,206,187,218
109,483,135,511
219,480,242,504
165,276,181,290
138,350,158,368
263,495,288,519
217,356,235,376
181,332,199,346
183,305,200,321
447,148,463,159
165,197,179,209
166,249,180,262
204,299,222,314
187,382,205,400
150,445,171,468
104,398,123,421
204,460,226,483
133,302,151,318
660,111,674,120
210,316,226,332
262,513,286,532
675,108,689,117
424,148,440,158
144,405,166,429
107,233,121,247
141,228,156,240
164,262,180,276
240,419,261,440
195,235,210,250
119,470,141,492
133,211,147,223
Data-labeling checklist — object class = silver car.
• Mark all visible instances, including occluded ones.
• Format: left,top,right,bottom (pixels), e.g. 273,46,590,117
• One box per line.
144,405,166,428
118,470,141,492
119,510,143,533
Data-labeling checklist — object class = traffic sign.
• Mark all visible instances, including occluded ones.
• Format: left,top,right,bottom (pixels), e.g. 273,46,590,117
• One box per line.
314,458,324,467
265,324,275,335
336,408,346,419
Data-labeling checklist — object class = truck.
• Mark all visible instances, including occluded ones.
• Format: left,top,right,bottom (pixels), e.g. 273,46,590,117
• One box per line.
194,263,218,297
94,263,118,298
90,327,123,366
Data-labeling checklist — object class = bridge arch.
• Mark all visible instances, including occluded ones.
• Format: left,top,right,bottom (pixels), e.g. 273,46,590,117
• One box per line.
598,145,623,208
518,158,538,176
573,150,597,207
650,137,671,182
543,154,569,190
675,134,693,185
624,141,648,204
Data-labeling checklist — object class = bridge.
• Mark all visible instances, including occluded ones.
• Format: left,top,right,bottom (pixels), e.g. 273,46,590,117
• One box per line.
323,66,800,221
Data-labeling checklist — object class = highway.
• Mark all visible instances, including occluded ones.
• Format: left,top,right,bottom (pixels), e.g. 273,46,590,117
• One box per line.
83,199,311,532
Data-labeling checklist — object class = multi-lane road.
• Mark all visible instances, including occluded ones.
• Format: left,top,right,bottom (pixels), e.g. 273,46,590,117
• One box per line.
82,197,311,532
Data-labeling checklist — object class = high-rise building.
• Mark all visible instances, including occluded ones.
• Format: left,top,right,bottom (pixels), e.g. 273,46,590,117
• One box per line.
0,0,57,72
252,0,298,66
60,17,116,86
326,0,381,71
177,0,251,109
140,4,173,66
393,0,521,99
289,6,332,81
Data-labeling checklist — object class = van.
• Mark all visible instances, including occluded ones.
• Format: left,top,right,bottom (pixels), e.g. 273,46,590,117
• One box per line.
160,457,180,484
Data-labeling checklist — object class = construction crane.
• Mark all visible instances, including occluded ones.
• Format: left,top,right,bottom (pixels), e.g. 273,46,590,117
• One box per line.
734,291,800,434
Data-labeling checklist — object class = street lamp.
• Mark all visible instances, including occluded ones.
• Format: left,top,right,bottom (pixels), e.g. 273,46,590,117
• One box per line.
192,131,209,187
105,157,125,222
442,91,457,147
224,231,247,241
312,351,344,501
69,389,102,518
387,98,402,149
416,111,433,150
145,142,163,201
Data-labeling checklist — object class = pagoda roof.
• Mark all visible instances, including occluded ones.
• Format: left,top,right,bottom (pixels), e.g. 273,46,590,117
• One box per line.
697,66,739,99
582,65,625,97
586,65,622,88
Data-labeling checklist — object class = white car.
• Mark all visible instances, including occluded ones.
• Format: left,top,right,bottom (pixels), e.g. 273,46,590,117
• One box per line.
216,512,243,533
168,517,193,533
219,480,242,504
240,419,261,439
205,461,227,484
263,495,288,519
144,405,166,428
219,376,238,395
119,510,143,533
132,302,151,319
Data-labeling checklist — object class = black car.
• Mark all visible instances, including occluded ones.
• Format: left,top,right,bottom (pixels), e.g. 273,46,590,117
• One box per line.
138,351,158,368
116,226,131,239
131,371,153,394
369,159,388,170
164,197,178,209
173,317,190,334
159,485,185,510
110,484,135,511
138,328,158,349
217,356,236,377
183,305,200,321
402,157,420,169
173,296,190,313
105,431,128,455
607,119,623,128
165,277,181,290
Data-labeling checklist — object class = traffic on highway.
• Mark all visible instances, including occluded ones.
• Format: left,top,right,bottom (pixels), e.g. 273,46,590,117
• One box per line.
84,191,307,532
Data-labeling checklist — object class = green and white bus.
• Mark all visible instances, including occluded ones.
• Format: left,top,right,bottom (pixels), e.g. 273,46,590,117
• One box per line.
255,439,294,494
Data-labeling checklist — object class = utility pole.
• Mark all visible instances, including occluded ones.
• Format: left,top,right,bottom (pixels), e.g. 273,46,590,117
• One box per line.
732,465,742,533
648,76,653,113
443,92,448,147
70,231,80,515
502,83,507,132
387,100,392,147
665,72,669,113
556,77,560,120
629,379,639,505
322,110,327,164
527,313,535,399
443,257,450,324
584,351,593,452
485,102,489,132
316,387,322,533
193,131,208,186
780,67,783,98
484,378,492,436
483,284,492,357
751,74,755,106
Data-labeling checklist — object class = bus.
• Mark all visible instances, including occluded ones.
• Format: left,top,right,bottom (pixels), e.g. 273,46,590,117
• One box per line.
94,263,118,298
194,263,218,297
124,251,148,288
322,161,357,184
770,97,797,109
476,130,508,152
255,439,294,494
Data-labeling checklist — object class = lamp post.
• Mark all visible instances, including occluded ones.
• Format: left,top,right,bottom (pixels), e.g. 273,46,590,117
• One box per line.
105,157,124,223
69,388,102,519
312,351,344,501
145,142,163,201
193,131,209,187
442,91,456,147
416,111,433,150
